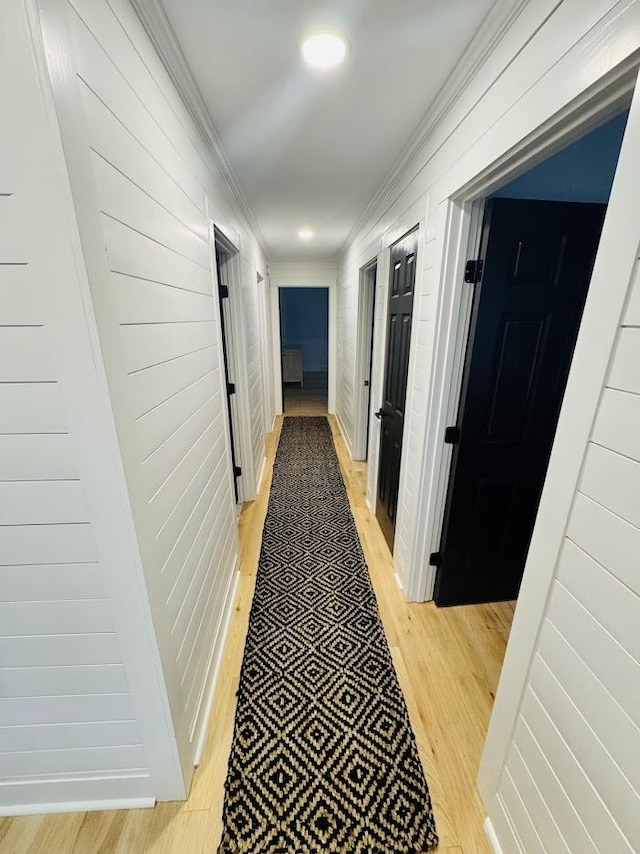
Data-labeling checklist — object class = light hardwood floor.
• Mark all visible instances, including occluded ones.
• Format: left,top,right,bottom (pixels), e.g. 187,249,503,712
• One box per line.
0,416,514,853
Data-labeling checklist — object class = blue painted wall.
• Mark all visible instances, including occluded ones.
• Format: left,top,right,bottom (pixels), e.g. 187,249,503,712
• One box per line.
280,288,329,373
493,110,628,203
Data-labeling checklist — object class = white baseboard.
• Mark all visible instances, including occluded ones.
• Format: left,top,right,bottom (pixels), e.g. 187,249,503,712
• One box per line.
394,572,404,591
0,796,154,817
485,817,504,854
334,411,353,457
191,561,240,766
256,455,267,496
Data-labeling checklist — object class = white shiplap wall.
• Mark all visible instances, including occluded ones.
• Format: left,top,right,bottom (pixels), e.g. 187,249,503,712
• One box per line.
336,0,640,598
335,0,640,847
0,0,184,811
39,0,268,786
488,255,640,853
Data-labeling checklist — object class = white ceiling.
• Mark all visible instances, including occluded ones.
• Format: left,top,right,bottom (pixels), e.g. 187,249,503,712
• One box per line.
159,0,497,259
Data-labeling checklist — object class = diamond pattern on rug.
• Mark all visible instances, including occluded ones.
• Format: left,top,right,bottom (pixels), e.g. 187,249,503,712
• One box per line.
217,417,438,854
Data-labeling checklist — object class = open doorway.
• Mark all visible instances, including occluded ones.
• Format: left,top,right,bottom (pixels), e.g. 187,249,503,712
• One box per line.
431,109,629,606
279,287,329,415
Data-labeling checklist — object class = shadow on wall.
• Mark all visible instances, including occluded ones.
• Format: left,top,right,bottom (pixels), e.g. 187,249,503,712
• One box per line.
492,110,629,202
280,287,329,373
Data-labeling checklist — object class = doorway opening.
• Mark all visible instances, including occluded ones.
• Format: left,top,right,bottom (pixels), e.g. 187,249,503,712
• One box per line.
353,262,377,461
279,287,329,416
432,109,629,606
214,230,244,505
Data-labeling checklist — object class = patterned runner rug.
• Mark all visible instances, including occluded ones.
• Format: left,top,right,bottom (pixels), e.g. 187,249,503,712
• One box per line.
218,417,438,853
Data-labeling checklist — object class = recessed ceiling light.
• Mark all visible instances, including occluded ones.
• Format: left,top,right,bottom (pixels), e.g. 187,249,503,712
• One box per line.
302,33,347,70
298,228,314,240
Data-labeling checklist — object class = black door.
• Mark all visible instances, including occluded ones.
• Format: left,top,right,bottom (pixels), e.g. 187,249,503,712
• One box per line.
434,199,606,606
376,229,418,551
215,246,241,504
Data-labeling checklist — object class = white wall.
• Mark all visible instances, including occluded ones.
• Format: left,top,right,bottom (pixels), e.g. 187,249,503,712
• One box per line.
336,0,640,847
478,82,640,850
336,0,640,596
0,0,184,812
35,0,268,794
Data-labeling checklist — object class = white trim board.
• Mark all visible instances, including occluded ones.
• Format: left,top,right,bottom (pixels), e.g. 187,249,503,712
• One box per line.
484,817,506,854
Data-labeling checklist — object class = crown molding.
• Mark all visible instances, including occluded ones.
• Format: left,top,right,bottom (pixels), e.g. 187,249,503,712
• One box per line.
129,0,267,255
342,0,533,251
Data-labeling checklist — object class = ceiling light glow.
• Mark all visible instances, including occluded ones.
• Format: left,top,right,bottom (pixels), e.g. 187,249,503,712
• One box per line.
302,33,347,70
298,228,314,240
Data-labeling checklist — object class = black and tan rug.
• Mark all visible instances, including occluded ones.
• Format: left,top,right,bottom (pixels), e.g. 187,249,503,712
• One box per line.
218,417,438,853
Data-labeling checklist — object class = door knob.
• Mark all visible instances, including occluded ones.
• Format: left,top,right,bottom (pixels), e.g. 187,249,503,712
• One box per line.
374,408,388,420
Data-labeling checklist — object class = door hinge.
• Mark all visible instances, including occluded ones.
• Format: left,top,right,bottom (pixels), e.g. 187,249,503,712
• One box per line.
233,465,242,478
429,551,442,567
444,425,460,445
464,259,484,283
219,283,229,299
227,382,236,395
364,380,369,387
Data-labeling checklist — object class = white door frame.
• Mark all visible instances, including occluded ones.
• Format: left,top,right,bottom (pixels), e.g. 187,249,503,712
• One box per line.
406,61,637,604
352,260,377,461
256,272,274,435
210,224,256,506
272,282,337,415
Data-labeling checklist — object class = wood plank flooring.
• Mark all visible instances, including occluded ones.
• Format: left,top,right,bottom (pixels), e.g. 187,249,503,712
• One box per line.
0,415,514,853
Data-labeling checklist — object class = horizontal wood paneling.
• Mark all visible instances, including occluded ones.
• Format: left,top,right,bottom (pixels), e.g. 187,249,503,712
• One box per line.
513,718,598,854
0,434,78,482
3,720,141,753
62,0,265,777
128,346,217,420
546,582,640,725
0,693,135,727
0,635,121,668
0,745,147,779
496,245,640,849
0,329,52,383
0,564,105,602
135,374,220,461
0,196,27,261
121,321,216,375
537,621,640,790
592,387,640,462
0,524,96,567
0,265,41,325
566,492,639,594
608,327,640,393
102,216,213,296
518,687,633,852
0,383,67,434
112,274,215,325
90,152,209,269
0,600,114,637
0,0,173,805
0,664,128,698
580,443,640,529
0,481,89,526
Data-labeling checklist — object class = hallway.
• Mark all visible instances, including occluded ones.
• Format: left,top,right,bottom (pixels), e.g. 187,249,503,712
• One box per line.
4,1,640,847
0,416,513,852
